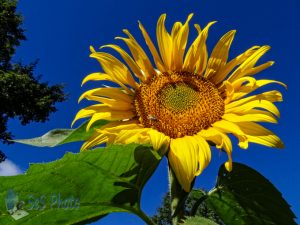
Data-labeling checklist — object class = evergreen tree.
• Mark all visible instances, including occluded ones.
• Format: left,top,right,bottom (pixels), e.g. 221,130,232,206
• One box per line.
0,0,65,144
152,190,223,224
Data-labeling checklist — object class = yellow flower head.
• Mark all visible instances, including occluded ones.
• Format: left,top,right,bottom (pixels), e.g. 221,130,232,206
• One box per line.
73,14,285,192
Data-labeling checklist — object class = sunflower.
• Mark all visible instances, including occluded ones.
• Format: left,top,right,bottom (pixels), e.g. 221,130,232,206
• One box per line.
73,14,285,192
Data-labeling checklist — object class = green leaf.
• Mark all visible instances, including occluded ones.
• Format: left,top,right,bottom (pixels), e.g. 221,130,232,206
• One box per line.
0,144,160,224
206,162,296,225
183,216,219,225
13,120,108,147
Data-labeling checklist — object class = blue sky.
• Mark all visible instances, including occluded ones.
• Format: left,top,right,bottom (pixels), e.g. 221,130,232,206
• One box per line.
1,0,299,224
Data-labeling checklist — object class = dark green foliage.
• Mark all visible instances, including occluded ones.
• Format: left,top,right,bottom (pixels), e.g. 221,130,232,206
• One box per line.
0,0,25,69
152,190,222,225
0,150,6,162
0,0,65,143
152,192,172,225
206,163,297,225
0,63,65,143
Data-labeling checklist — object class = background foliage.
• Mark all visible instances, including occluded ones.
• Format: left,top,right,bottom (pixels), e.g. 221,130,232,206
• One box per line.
152,190,222,225
0,0,65,144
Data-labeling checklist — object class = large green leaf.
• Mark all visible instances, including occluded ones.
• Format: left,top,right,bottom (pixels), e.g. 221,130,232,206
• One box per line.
206,162,296,225
13,120,108,147
0,144,160,224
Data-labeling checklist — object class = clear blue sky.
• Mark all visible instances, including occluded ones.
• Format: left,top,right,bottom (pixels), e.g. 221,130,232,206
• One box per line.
1,0,299,224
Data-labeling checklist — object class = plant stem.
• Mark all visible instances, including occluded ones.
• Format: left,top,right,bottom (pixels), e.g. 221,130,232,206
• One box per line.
190,187,221,216
190,194,208,216
168,166,188,225
135,208,156,225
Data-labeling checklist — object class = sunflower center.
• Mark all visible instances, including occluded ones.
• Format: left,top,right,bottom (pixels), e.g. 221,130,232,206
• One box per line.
160,82,201,113
134,71,225,138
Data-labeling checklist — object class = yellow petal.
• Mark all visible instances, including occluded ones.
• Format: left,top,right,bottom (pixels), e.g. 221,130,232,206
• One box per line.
148,129,170,155
101,44,145,80
86,110,134,131
198,127,233,171
138,21,165,72
81,120,142,150
222,112,277,124
194,22,217,76
227,45,271,82
156,14,173,69
231,78,287,101
168,137,197,192
214,46,260,85
72,104,109,127
80,132,109,151
79,95,133,111
90,51,137,90
81,72,112,86
99,120,140,133
94,121,150,145
225,99,280,118
198,127,232,153
171,21,182,35
117,29,156,80
193,135,212,176
223,81,235,104
212,120,248,149
231,76,257,90
171,14,193,70
171,22,182,42
236,122,284,148
82,120,138,150
90,45,96,53
115,128,150,145
205,30,236,81
171,21,183,70
225,160,233,172
225,90,283,110
244,61,274,76
168,136,211,192
78,87,133,103
183,22,216,74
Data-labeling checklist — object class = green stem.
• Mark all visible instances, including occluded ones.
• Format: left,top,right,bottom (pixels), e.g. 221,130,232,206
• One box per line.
191,187,221,216
190,194,208,216
135,209,156,225
168,166,188,225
